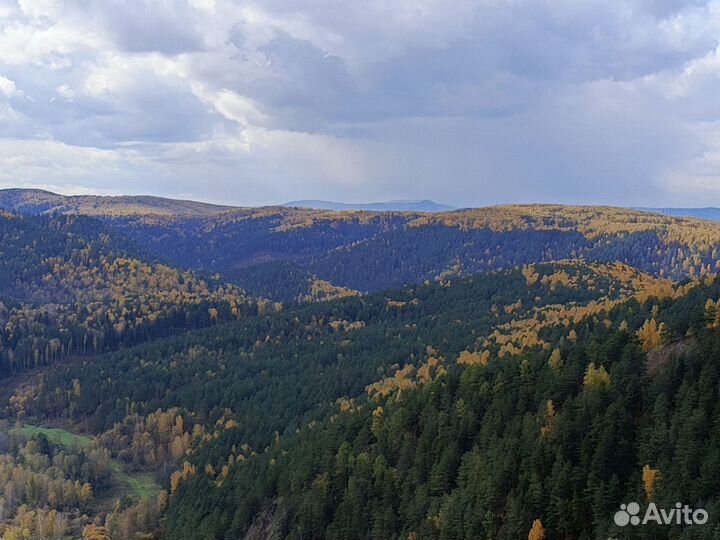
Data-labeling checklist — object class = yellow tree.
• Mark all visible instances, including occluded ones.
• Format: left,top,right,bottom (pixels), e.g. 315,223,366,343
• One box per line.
528,519,545,540
82,524,111,540
548,348,563,370
457,350,490,366
540,400,556,439
637,319,664,352
583,363,611,390
642,464,661,500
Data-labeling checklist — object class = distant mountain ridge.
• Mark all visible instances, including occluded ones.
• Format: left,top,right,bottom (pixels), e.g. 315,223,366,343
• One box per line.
4,188,720,300
0,189,457,216
5,189,718,220
0,188,233,217
283,199,457,212
636,207,720,221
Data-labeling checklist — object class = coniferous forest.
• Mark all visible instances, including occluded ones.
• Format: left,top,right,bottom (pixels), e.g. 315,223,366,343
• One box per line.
2,190,720,539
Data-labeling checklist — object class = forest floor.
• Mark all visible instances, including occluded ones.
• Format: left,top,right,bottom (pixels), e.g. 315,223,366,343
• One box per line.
9,423,162,503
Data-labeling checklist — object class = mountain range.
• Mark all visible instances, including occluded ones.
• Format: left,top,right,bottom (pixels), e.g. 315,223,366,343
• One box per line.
2,189,720,301
5,189,720,221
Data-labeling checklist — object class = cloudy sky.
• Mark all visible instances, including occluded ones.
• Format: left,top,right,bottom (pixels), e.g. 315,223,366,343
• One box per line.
1,0,719,207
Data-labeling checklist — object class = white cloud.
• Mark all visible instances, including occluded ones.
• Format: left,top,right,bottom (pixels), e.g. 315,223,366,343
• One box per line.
55,83,74,100
18,0,61,19
203,88,270,128
0,20,104,65
188,0,216,13
0,75,19,97
0,138,122,184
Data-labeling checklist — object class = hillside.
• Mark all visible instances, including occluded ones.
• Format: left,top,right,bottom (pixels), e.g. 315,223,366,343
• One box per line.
0,211,253,377
14,261,673,430
116,203,720,301
189,320,720,540
5,259,718,539
0,188,233,217
159,270,720,540
5,190,720,302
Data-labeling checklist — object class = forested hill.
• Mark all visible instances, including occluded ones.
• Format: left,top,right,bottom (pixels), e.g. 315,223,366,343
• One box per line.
0,188,233,217
8,258,720,539
3,189,720,301
0,211,254,376
161,269,720,540
73,203,720,300
185,313,720,540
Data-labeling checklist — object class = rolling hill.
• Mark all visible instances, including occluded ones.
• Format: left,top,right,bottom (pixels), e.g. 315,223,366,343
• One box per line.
4,190,720,302
0,188,233,217
86,203,720,301
0,210,253,377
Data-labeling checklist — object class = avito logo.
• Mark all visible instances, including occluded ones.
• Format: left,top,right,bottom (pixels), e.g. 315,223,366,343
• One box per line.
614,502,708,527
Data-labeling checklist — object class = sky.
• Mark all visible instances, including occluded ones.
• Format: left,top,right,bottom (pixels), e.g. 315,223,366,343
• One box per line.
1,0,720,207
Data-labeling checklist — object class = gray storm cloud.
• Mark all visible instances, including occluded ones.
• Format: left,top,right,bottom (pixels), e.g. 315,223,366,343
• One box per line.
0,0,719,206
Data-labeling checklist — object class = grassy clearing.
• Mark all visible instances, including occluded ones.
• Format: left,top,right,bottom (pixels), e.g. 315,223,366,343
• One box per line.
10,423,161,502
13,424,92,449
110,461,162,501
